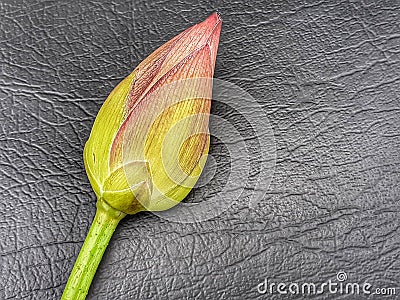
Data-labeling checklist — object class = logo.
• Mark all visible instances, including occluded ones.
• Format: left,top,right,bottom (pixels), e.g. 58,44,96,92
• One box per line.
257,271,396,296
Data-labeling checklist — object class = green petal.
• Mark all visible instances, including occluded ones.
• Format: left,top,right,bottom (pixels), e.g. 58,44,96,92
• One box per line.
83,72,135,195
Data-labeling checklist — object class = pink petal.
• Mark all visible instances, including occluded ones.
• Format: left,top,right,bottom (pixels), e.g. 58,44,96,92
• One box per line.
125,13,222,115
110,44,213,172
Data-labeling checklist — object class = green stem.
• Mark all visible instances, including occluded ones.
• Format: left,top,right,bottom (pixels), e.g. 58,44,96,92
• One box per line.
61,198,126,300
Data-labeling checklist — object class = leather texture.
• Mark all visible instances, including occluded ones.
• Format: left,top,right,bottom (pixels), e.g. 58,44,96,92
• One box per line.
1,0,399,299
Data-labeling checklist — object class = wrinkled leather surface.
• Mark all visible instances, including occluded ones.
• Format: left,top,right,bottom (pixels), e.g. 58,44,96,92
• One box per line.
1,0,399,299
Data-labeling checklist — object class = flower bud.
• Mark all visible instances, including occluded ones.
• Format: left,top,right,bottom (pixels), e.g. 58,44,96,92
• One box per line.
83,13,222,214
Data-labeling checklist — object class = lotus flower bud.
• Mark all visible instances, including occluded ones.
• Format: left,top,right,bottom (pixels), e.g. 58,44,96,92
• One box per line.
83,13,222,214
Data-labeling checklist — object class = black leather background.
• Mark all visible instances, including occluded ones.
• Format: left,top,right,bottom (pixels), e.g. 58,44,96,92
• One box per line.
1,0,399,299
